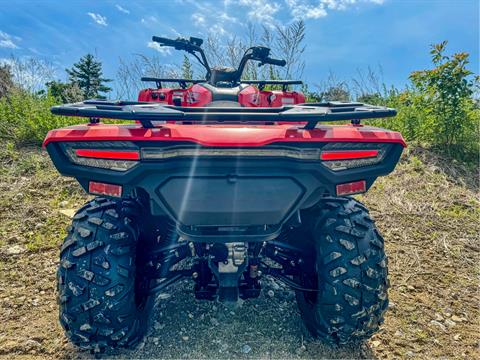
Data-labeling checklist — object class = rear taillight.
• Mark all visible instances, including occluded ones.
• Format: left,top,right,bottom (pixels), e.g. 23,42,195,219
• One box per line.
320,150,379,161
89,181,122,197
61,142,139,171
75,149,140,160
320,143,389,171
336,180,366,196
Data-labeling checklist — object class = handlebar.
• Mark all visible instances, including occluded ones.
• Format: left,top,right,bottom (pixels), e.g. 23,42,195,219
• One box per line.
263,57,286,67
151,36,201,52
151,36,210,79
151,36,176,47
149,36,287,85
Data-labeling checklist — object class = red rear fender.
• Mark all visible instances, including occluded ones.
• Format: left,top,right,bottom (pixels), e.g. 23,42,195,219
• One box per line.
43,123,407,148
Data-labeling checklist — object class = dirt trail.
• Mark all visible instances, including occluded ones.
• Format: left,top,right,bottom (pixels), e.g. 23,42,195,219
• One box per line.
0,146,478,359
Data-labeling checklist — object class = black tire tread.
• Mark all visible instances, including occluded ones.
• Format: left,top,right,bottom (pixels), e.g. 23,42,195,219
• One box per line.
295,197,388,344
57,197,149,351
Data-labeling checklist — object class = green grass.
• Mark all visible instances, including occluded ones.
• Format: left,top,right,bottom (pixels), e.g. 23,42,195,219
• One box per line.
0,144,88,252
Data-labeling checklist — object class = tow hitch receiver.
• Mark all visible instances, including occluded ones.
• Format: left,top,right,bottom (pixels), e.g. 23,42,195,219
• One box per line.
209,242,248,302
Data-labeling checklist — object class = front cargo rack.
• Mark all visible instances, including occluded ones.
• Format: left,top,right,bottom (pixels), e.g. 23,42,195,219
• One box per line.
50,100,397,130
141,77,204,89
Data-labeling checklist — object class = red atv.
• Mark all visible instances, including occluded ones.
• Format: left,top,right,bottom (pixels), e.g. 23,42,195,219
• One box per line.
44,36,406,352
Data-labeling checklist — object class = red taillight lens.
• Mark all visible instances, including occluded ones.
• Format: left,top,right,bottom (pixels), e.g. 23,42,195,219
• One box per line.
61,142,139,172
320,150,379,161
89,181,122,197
320,143,389,171
75,149,140,160
336,180,366,196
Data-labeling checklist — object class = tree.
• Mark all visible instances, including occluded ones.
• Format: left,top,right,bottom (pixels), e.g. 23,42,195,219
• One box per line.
46,80,84,103
0,64,14,98
181,55,193,79
320,86,350,102
115,54,177,99
66,54,112,99
200,21,306,81
314,72,351,101
1,56,55,93
273,21,306,80
410,41,478,148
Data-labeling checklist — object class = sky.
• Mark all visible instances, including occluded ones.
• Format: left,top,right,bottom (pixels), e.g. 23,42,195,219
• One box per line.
0,0,478,96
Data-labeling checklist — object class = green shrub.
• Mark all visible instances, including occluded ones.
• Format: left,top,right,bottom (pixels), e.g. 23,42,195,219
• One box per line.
363,42,479,164
0,89,83,145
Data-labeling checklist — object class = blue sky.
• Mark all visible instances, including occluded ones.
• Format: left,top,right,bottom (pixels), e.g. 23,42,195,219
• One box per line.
0,0,478,95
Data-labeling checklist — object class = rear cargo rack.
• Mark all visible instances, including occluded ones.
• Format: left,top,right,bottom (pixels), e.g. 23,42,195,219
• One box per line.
51,100,397,130
141,77,204,89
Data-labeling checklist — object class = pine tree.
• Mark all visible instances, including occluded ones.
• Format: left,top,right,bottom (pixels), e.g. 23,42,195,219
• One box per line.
181,55,193,80
66,54,112,99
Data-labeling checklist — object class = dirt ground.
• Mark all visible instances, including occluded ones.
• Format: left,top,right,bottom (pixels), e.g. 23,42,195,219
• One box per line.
0,145,478,359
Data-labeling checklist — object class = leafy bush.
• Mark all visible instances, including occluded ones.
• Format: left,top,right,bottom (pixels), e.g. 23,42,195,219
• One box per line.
363,42,479,164
0,89,82,145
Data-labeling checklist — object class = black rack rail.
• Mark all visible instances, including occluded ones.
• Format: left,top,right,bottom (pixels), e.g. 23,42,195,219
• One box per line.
141,77,204,89
51,100,397,130
240,80,303,91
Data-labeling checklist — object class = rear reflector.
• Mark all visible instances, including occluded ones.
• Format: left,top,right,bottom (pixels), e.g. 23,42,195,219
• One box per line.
76,149,140,160
336,180,366,196
320,150,379,160
89,181,123,197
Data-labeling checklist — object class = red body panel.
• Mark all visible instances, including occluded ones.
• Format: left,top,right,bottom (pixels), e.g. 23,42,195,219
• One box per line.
138,84,212,107
138,84,305,108
43,123,407,148
260,90,306,107
238,86,261,107
184,84,212,107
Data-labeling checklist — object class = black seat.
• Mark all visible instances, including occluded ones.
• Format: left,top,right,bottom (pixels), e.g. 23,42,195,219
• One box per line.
199,83,249,103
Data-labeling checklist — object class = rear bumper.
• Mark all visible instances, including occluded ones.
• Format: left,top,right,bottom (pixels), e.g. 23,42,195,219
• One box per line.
46,140,403,240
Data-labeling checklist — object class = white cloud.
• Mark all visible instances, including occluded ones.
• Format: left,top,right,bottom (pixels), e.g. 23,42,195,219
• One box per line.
219,11,238,23
286,0,327,19
188,3,236,36
115,4,130,14
322,0,354,10
285,0,384,20
141,16,159,25
169,27,182,37
87,12,108,26
0,31,20,49
191,13,206,26
211,24,228,36
147,41,172,55
239,0,281,26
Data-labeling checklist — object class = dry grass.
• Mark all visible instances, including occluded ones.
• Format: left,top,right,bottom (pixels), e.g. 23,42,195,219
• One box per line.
0,145,478,359
358,146,479,359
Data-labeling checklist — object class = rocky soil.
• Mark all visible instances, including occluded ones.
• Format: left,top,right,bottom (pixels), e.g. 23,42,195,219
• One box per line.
0,145,478,359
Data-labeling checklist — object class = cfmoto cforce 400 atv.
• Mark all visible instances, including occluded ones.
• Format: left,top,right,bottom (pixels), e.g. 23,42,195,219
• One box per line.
44,36,406,352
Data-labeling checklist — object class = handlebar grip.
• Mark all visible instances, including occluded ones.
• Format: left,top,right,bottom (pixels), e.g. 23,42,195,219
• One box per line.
265,57,287,67
152,36,176,47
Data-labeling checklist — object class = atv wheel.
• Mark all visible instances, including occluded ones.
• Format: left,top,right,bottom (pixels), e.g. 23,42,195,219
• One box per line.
57,198,153,351
294,197,388,344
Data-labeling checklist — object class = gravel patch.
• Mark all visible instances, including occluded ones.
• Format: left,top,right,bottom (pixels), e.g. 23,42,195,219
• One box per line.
99,277,368,359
